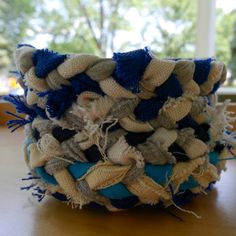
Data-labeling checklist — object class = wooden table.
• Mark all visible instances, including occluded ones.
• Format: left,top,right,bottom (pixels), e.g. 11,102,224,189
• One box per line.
0,127,236,236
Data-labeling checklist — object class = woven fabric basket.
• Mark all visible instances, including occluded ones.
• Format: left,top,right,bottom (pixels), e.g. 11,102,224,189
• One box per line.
5,44,236,215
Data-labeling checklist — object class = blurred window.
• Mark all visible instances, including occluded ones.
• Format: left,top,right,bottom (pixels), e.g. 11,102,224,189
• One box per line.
0,0,235,96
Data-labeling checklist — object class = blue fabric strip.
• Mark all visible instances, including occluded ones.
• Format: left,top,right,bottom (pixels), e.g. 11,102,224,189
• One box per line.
179,176,199,191
177,116,199,129
112,48,152,93
99,184,133,199
154,74,183,98
32,49,67,78
39,73,104,119
193,58,212,85
144,164,172,185
67,162,94,178
134,97,166,121
17,43,35,49
134,74,183,122
209,151,219,165
35,167,58,185
211,81,220,94
70,73,105,96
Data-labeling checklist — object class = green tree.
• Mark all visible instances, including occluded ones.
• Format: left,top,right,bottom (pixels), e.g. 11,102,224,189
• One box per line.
228,18,236,85
36,0,197,58
36,0,145,57
0,0,36,70
142,0,197,58
1,0,236,79
216,8,236,83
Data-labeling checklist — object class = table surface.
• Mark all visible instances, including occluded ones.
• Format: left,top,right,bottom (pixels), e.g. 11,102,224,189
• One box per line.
1,127,236,236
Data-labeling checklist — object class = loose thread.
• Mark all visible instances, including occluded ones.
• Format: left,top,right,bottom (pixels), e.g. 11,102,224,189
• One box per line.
192,165,205,177
100,116,118,155
228,148,236,157
161,208,184,222
32,193,45,202
66,195,82,209
219,147,236,161
171,200,202,219
95,116,118,161
33,186,46,194
169,184,201,219
218,157,236,161
22,176,40,181
165,174,174,190
54,156,74,164
172,151,188,157
21,171,47,202
21,183,36,191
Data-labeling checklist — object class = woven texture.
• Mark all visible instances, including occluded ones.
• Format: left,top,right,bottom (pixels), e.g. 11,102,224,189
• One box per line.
6,45,236,212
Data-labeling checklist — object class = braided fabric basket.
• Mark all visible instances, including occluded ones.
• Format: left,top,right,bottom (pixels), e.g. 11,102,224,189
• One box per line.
6,44,236,214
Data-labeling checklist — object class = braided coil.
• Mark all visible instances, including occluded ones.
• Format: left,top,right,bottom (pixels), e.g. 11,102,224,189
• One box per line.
7,44,236,212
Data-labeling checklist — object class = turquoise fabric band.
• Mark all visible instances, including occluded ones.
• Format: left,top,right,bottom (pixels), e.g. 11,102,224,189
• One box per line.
34,151,219,199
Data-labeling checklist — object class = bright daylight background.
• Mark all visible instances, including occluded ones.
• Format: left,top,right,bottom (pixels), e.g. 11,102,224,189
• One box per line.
0,0,236,97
